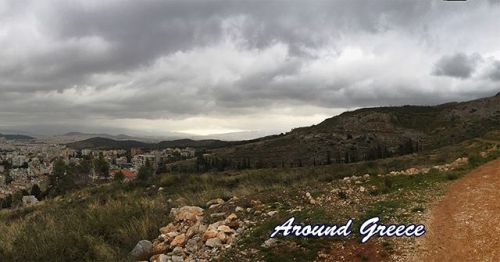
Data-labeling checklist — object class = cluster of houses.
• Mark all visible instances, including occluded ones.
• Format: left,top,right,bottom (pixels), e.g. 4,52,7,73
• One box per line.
0,137,197,201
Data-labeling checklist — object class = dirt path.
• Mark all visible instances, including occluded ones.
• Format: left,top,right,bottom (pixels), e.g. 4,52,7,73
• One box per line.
414,158,500,262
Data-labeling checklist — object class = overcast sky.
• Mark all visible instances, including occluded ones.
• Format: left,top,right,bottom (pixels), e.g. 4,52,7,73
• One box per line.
1,0,499,138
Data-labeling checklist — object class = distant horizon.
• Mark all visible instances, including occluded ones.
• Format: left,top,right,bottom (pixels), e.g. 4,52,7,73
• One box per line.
1,90,498,140
1,1,500,138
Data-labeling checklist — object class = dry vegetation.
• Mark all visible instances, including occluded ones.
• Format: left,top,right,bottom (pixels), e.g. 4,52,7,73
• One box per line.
0,132,499,261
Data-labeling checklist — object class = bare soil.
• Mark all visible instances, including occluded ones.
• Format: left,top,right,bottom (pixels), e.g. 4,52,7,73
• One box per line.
414,159,500,262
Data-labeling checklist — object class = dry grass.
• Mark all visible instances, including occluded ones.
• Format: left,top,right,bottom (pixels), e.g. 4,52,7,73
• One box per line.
0,135,498,261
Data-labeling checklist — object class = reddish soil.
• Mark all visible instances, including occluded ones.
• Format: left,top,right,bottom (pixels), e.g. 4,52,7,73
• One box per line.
415,159,500,262
316,240,390,262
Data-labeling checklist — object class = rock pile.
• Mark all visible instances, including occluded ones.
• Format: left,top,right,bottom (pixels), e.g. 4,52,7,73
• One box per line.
375,157,469,178
132,204,247,262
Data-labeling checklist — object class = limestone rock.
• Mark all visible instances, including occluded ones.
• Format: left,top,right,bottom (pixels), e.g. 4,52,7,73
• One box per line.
261,238,277,249
202,229,218,242
205,237,222,248
171,206,204,222
130,240,153,259
171,233,186,247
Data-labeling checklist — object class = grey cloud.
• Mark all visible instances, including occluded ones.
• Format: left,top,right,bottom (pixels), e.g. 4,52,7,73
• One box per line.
0,0,499,135
432,53,482,79
486,61,500,81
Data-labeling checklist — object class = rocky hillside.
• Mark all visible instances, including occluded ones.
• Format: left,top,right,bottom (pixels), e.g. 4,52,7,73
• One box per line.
211,94,500,168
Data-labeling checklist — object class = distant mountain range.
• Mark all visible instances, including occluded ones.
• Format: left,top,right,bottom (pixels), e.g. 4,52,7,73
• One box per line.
66,137,233,150
210,92,500,168
0,133,34,141
66,92,500,170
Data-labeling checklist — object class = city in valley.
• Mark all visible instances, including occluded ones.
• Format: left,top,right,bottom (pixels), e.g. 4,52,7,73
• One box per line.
0,136,196,208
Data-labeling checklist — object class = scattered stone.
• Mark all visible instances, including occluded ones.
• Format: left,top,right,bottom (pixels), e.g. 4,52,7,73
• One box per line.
261,238,278,248
207,198,225,206
160,223,178,235
146,204,247,261
267,211,278,217
226,213,238,221
171,233,186,247
217,225,233,234
359,186,366,192
217,232,227,242
171,206,204,222
130,240,153,259
202,229,218,242
210,212,226,219
152,241,168,254
22,195,39,206
205,237,223,248
250,200,262,207
172,246,183,256
235,206,244,212
185,238,198,253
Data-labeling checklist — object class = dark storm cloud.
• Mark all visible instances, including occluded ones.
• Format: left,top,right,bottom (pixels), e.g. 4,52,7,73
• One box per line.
432,53,482,79
486,61,500,81
0,0,499,135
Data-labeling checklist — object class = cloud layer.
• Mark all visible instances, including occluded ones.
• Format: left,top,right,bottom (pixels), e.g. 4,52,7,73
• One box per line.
1,0,500,136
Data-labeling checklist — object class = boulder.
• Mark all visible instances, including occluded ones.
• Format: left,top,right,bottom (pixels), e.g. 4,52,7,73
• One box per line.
202,229,218,242
160,223,178,235
150,254,169,262
217,225,233,234
171,206,204,222
226,213,238,221
205,237,222,248
172,246,184,256
186,222,205,238
130,240,153,260
171,233,186,247
185,238,199,253
22,195,39,206
217,232,227,242
152,241,168,255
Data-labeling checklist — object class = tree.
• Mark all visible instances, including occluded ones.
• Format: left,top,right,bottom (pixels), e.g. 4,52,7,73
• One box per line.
0,194,12,209
114,171,125,182
137,160,154,181
94,154,110,179
30,184,42,199
48,159,75,196
5,173,13,185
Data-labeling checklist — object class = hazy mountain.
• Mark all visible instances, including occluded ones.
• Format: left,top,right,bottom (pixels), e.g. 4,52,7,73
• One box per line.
0,133,34,141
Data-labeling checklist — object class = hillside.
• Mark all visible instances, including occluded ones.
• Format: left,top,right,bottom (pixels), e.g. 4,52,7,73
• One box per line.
66,137,152,150
1,132,499,261
211,94,500,168
0,133,34,141
67,137,231,150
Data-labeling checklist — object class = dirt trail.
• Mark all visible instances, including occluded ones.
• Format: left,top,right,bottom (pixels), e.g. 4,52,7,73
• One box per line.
414,158,500,262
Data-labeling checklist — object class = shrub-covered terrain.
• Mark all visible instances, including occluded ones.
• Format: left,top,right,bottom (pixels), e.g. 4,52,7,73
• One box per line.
0,133,499,261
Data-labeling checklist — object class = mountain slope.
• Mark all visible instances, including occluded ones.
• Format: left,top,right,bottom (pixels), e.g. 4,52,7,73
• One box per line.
67,137,231,150
0,133,34,141
66,137,153,150
211,94,500,168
